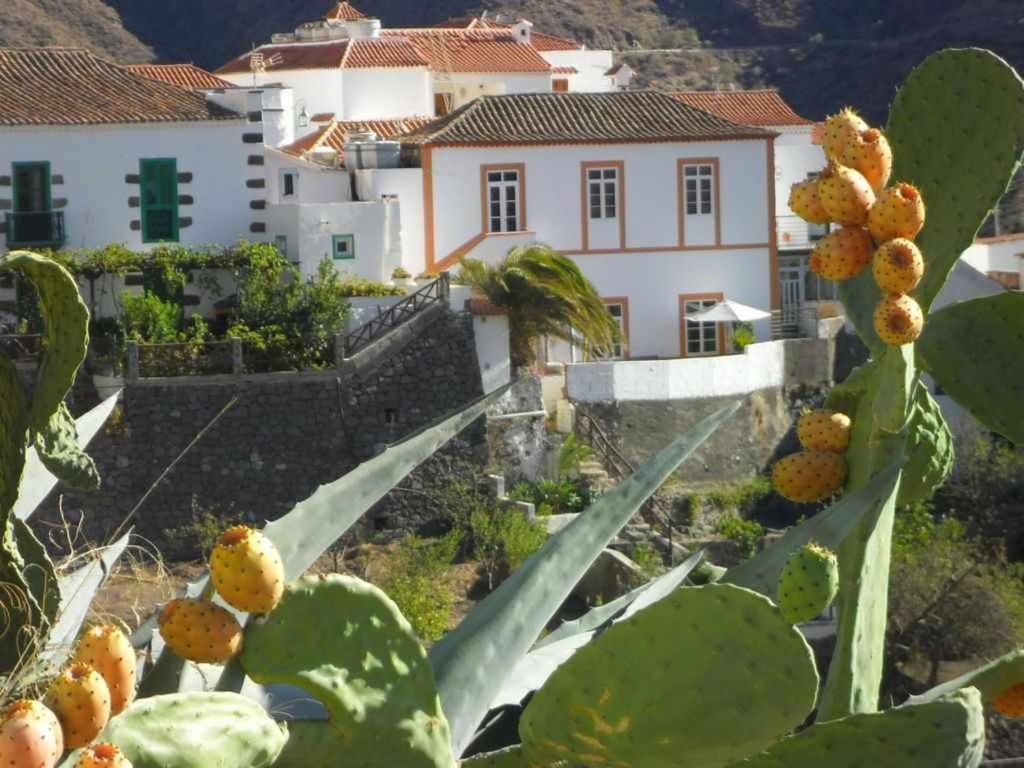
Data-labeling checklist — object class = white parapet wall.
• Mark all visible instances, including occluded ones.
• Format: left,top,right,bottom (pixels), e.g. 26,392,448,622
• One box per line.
567,341,791,402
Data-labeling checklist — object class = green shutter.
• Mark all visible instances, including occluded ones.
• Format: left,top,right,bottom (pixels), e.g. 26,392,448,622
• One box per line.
140,158,179,243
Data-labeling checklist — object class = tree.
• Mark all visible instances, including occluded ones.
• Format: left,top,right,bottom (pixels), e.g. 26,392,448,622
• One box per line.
459,244,619,366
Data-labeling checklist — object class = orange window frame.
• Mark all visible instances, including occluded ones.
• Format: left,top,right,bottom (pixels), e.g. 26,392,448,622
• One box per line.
678,292,726,358
480,163,527,234
676,158,722,247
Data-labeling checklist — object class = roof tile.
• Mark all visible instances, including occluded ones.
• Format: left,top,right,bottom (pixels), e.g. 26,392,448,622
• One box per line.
281,116,434,161
325,2,366,21
0,48,239,126
401,91,773,146
670,89,812,127
218,38,429,74
124,63,234,91
382,29,553,73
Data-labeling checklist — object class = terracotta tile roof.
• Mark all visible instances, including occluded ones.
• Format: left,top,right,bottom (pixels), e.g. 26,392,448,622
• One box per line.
976,232,1024,245
552,66,579,75
310,112,335,123
324,2,366,21
382,29,552,73
433,17,581,51
217,38,428,74
401,91,773,146
0,48,240,126
670,89,812,127
606,63,631,76
124,63,234,91
281,116,434,160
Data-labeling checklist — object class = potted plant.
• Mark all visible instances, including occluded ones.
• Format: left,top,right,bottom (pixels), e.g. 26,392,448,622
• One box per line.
391,267,413,289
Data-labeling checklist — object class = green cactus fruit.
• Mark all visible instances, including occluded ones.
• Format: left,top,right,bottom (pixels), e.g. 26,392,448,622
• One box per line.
519,583,819,768
241,574,456,768
897,386,954,506
776,542,839,625
731,688,985,768
0,252,89,431
818,163,875,226
35,402,101,491
81,693,286,768
0,354,28,516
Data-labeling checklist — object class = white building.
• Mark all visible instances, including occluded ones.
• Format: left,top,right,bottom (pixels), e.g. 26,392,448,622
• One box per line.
392,91,778,360
961,232,1023,290
0,48,261,253
672,90,824,336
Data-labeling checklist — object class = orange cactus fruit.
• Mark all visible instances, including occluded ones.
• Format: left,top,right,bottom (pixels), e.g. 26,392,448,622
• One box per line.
0,699,64,768
993,682,1024,718
797,410,852,454
868,183,926,243
72,624,137,715
209,525,285,614
841,127,893,191
822,107,870,162
76,743,134,768
45,663,111,749
771,451,848,504
873,239,925,294
873,294,925,347
809,226,873,281
158,598,243,664
818,163,876,226
789,178,831,225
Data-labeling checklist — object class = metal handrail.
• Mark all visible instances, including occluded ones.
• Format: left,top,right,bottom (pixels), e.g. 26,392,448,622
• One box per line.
342,273,450,357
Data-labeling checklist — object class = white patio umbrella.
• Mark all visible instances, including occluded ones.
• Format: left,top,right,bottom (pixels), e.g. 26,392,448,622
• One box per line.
685,299,772,323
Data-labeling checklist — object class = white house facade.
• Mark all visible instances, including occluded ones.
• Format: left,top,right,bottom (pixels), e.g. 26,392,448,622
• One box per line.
961,232,1023,290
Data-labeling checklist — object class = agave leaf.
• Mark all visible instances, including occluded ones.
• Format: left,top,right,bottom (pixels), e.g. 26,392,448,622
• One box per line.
905,649,1024,707
430,402,740,756
15,391,120,521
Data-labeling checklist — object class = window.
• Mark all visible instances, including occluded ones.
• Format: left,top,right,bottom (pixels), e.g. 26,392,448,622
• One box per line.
683,297,720,356
273,234,289,259
588,167,618,220
10,162,58,245
486,169,520,233
281,169,298,199
139,158,179,243
332,234,355,260
553,78,569,92
683,164,714,216
602,301,628,359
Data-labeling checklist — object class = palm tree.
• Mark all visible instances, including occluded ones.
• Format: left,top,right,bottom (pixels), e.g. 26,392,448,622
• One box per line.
458,244,620,367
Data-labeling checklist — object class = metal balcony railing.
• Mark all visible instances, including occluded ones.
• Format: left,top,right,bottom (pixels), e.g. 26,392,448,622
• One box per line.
4,211,66,248
777,214,829,251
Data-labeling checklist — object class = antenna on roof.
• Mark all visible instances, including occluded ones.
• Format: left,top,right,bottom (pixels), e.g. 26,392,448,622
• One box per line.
249,48,283,86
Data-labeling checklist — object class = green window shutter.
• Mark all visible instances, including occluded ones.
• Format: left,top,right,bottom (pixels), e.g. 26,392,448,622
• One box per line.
332,234,355,260
140,158,179,243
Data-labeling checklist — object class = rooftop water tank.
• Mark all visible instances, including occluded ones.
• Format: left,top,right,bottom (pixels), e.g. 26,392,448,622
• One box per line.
343,138,401,170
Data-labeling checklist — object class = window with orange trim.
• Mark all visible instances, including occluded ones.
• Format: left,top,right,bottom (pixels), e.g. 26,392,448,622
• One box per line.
683,164,714,216
683,297,720,356
486,169,520,233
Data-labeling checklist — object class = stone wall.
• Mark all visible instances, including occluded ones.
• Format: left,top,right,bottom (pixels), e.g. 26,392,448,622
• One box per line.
33,310,487,557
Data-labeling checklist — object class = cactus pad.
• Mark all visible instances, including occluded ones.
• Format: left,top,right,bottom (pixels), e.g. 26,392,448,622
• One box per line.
519,583,818,768
729,688,985,768
897,386,954,506
907,648,1024,707
0,252,89,431
460,746,531,767
35,403,100,491
91,692,286,768
241,574,456,768
777,543,839,625
0,355,28,517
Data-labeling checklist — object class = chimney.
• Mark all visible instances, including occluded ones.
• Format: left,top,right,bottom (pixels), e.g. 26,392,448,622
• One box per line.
513,19,533,45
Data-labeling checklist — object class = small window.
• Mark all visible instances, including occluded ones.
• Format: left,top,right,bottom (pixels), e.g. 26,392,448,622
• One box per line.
139,158,179,243
553,78,569,92
486,169,520,233
684,298,720,356
601,301,627,359
683,163,715,216
273,234,288,257
332,234,355,260
588,167,618,220
281,169,298,199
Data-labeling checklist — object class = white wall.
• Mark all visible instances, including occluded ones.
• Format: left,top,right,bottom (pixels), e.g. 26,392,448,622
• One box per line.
221,69,345,127
473,313,511,394
265,199,401,281
442,72,553,108
355,167,425,275
567,340,787,401
961,237,1024,276
0,121,253,251
342,68,433,119
264,149,352,205
541,49,616,92
774,126,823,250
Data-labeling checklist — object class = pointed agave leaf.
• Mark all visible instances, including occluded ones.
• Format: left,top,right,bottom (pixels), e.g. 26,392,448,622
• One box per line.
15,391,120,521
430,403,741,756
137,390,503,696
44,532,131,667
721,461,902,598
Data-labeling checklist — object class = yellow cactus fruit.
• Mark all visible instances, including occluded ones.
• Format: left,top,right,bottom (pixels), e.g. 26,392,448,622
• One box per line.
823,107,869,162
72,624,137,715
872,239,925,294
788,178,831,225
76,743,134,768
873,294,925,347
993,682,1024,718
210,525,285,614
771,451,848,504
841,127,893,190
809,226,873,281
158,598,243,664
868,182,926,243
0,699,64,768
797,410,852,453
45,662,111,749
818,163,876,226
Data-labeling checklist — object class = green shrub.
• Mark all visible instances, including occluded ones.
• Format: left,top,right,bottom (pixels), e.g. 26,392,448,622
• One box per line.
672,494,702,527
558,434,594,478
732,323,756,350
468,507,547,591
337,278,405,297
704,477,773,514
718,517,765,558
122,291,181,343
510,478,594,515
630,541,665,585
392,267,411,279
164,502,243,559
380,532,461,644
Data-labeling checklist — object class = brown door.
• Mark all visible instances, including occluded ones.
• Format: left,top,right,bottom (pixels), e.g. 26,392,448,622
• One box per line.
553,78,569,92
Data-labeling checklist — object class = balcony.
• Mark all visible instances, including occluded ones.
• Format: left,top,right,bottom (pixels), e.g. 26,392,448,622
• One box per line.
777,214,829,251
3,211,66,248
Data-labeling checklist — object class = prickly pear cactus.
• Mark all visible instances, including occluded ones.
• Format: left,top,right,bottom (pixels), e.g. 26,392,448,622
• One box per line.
34,402,100,491
519,584,818,768
67,693,287,768
241,575,456,768
897,386,954,506
776,542,839,625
